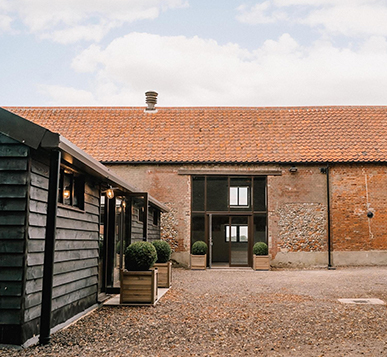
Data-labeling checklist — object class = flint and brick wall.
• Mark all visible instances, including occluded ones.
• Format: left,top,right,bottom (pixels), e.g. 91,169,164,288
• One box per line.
108,163,387,267
268,166,328,260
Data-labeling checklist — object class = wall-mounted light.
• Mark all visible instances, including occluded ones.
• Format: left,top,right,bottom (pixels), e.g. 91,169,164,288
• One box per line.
289,166,298,173
63,187,71,200
106,186,114,199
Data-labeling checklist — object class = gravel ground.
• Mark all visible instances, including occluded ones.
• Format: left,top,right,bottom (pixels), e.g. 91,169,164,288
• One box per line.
2,266,387,357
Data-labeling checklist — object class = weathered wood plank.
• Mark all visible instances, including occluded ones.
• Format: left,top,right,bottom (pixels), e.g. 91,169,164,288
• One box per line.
29,212,46,227
0,185,27,199
57,207,98,224
0,158,28,171
24,291,42,309
26,265,43,280
27,252,44,266
0,309,21,324
0,212,25,225
25,278,42,295
56,228,98,240
28,239,45,253
84,194,99,207
30,186,48,202
0,240,24,253
53,267,98,288
31,159,49,178
55,240,98,251
0,296,22,309
0,226,25,239
0,281,22,296
84,202,99,216
52,284,97,311
0,198,26,211
56,217,98,231
24,304,41,323
29,200,47,214
53,258,97,275
54,249,98,263
85,183,100,198
0,144,28,158
0,172,28,185
28,226,45,239
0,267,23,281
30,172,49,190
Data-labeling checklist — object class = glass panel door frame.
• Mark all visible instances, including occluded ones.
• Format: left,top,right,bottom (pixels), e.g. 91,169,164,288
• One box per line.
207,213,253,268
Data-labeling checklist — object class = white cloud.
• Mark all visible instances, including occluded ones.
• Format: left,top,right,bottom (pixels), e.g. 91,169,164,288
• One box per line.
39,84,98,105
236,1,287,24
237,0,387,37
1,0,188,42
0,13,12,32
302,3,387,37
48,32,387,106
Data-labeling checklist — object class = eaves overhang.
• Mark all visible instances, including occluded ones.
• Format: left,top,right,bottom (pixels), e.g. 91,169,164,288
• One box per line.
0,107,168,212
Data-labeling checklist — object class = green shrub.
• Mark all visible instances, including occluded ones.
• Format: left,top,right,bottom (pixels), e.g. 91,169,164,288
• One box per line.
152,240,171,263
124,241,157,271
192,241,208,255
253,242,268,255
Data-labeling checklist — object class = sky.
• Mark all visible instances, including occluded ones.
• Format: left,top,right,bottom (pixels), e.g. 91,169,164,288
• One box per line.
1,0,387,107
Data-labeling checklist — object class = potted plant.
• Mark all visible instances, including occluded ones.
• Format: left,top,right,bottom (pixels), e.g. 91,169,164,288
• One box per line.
120,241,158,305
190,241,208,270
151,240,172,288
253,242,270,270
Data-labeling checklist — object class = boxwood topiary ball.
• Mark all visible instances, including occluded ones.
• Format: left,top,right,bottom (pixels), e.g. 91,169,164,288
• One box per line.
124,241,157,271
152,240,172,263
192,241,208,255
253,242,268,256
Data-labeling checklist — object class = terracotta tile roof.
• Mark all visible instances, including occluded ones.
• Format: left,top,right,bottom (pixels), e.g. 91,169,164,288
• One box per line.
4,106,387,163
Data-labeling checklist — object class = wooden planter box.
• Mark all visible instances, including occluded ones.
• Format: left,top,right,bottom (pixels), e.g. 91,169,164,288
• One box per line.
253,255,270,271
120,269,158,305
152,262,172,288
191,254,207,270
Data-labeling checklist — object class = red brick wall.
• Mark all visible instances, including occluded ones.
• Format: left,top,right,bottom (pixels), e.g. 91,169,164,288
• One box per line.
331,164,387,251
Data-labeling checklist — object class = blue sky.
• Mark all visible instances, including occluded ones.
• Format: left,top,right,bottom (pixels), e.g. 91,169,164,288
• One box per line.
1,0,387,106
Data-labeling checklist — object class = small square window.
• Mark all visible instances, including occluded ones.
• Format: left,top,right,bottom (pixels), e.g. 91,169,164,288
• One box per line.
59,168,85,209
230,186,250,207
225,225,248,243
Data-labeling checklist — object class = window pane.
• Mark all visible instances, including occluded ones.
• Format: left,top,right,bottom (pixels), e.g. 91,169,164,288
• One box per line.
239,187,248,205
253,177,266,211
192,214,205,247
240,226,248,242
207,177,228,211
231,226,237,242
192,177,205,211
225,224,230,242
254,214,266,244
229,187,238,206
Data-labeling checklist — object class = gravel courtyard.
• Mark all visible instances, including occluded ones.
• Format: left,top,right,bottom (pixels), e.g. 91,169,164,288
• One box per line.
2,266,387,357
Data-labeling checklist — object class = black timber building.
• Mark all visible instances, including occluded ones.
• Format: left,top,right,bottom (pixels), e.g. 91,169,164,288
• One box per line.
0,108,167,345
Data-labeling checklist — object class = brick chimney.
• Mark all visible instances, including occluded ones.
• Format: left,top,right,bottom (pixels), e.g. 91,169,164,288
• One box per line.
145,91,158,111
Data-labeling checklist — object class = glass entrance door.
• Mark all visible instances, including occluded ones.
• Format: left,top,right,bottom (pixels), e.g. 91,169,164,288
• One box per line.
210,215,250,267
229,216,249,266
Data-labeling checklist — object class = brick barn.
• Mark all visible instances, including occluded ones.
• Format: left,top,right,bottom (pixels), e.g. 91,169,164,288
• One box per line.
5,100,387,268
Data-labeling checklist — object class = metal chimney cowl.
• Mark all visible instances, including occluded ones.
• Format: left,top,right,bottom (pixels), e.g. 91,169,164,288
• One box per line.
145,91,158,111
